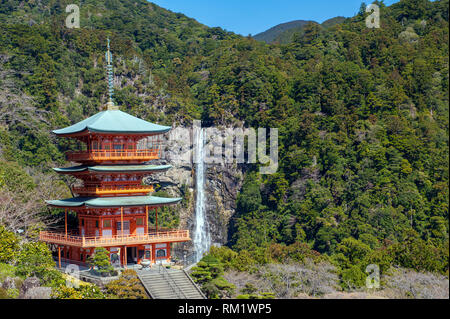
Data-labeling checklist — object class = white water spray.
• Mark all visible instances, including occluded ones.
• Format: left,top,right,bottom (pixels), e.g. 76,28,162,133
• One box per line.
193,128,211,262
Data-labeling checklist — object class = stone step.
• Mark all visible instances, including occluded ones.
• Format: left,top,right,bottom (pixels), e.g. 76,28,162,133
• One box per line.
136,269,205,299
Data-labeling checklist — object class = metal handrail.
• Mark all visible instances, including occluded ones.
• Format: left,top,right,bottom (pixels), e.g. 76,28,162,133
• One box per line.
182,268,206,299
159,263,187,299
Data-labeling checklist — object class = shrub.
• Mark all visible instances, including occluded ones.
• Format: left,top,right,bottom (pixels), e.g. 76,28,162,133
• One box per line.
105,269,148,299
52,285,107,299
191,255,235,298
15,242,63,287
0,225,20,264
87,248,117,277
340,265,367,290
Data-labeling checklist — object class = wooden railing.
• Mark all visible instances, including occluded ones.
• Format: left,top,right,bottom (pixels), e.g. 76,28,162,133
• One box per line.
66,149,160,162
40,230,190,248
72,184,154,196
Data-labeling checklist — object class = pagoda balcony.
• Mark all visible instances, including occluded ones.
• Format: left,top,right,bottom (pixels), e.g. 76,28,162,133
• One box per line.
72,185,154,196
39,229,190,248
66,149,160,162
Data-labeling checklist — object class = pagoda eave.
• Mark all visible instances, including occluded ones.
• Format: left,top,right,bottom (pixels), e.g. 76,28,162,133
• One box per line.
46,195,182,209
52,164,172,174
53,129,167,138
52,110,172,137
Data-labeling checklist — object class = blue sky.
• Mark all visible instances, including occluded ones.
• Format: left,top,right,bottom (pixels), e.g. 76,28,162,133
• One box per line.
149,0,400,36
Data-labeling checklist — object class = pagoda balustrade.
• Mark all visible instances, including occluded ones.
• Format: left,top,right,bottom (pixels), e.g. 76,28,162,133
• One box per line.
83,180,144,187
72,184,154,196
40,229,190,248
66,149,160,162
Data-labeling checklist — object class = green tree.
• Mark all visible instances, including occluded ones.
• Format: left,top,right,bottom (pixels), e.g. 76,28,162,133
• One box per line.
191,255,235,298
87,248,117,277
0,225,20,264
15,242,63,287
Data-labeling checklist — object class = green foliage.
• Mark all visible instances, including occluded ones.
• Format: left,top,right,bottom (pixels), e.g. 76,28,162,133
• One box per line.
104,269,148,299
388,231,449,274
237,283,276,299
15,241,64,287
87,248,117,277
0,225,20,264
0,160,35,192
209,246,238,271
51,285,107,299
340,265,367,290
0,263,16,282
191,255,235,298
0,287,9,299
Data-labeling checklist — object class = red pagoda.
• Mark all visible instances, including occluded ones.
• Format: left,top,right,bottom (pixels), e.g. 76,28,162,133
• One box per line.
40,39,190,268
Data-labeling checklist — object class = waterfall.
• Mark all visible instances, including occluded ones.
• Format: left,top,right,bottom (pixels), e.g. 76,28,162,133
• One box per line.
193,127,210,262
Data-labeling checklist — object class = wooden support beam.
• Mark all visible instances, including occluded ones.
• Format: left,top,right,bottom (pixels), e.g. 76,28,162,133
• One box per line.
65,208,68,237
155,207,158,234
167,243,171,262
145,205,148,235
124,246,127,269
121,206,124,236
58,246,61,269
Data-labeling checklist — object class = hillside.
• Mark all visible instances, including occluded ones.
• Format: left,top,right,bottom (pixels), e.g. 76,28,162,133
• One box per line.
254,16,347,44
0,0,448,299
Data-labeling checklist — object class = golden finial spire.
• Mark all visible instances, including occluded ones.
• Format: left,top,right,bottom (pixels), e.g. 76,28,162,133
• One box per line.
105,37,118,110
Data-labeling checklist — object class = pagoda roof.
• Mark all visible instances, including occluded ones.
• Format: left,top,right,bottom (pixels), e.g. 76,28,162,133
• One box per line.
53,110,171,135
46,195,181,208
53,164,172,174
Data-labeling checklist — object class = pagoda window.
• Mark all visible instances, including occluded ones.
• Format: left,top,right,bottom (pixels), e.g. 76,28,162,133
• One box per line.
126,140,134,150
103,220,112,228
113,143,124,150
136,218,144,226
93,141,99,150
117,221,130,235
103,140,111,150
156,249,166,258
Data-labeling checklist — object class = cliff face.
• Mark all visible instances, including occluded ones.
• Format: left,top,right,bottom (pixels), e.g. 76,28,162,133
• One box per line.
204,163,243,245
144,127,244,252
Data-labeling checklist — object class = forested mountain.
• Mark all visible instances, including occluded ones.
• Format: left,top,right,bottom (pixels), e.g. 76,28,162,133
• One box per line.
253,19,315,43
254,16,347,44
0,0,448,296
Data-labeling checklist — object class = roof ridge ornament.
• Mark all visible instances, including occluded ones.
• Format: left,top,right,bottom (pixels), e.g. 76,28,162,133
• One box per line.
105,37,118,110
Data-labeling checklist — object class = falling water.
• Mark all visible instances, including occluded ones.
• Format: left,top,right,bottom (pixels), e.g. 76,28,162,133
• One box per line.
193,128,210,262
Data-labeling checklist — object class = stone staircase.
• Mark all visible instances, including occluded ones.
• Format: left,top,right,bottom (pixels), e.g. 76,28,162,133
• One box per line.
137,267,205,299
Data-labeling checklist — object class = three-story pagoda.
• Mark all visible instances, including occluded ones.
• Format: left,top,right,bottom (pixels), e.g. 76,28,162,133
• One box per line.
40,39,190,268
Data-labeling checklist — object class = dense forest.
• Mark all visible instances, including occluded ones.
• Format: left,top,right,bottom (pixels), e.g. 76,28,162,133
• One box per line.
0,0,448,298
